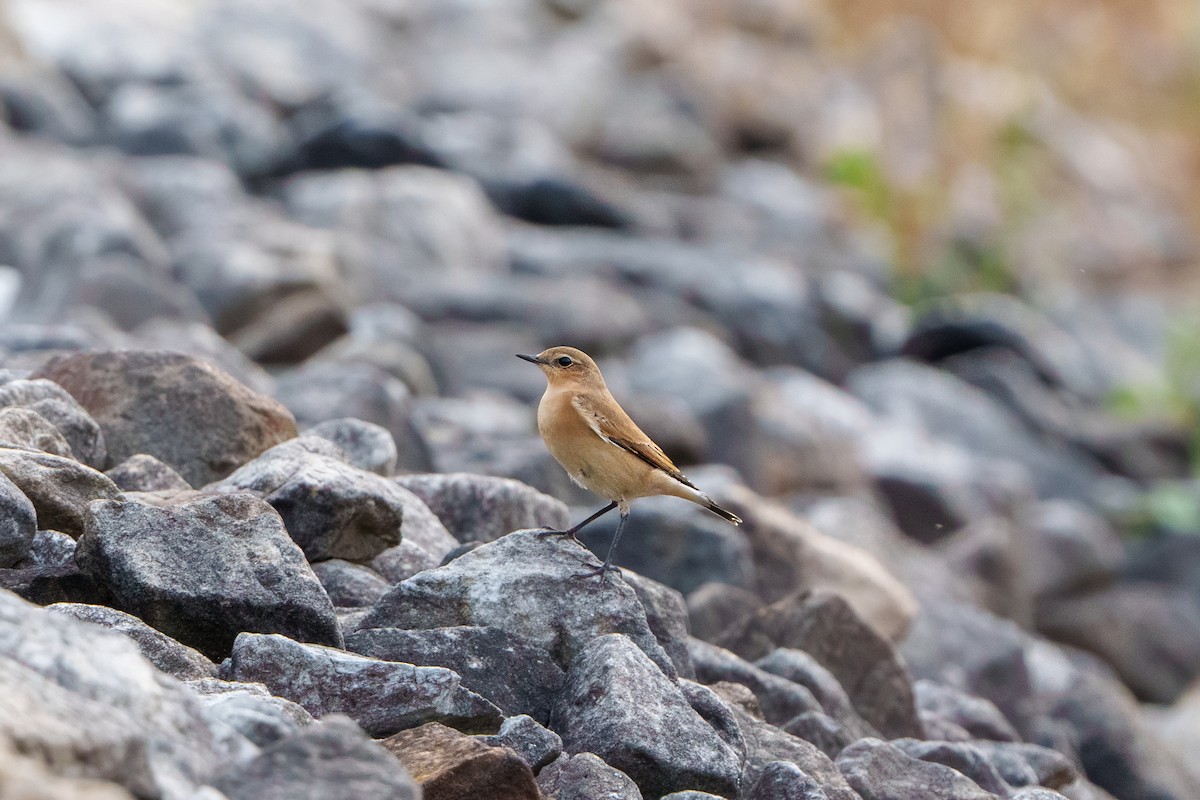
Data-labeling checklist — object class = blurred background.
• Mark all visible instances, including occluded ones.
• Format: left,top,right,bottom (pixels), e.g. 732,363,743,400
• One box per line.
1,0,1199,781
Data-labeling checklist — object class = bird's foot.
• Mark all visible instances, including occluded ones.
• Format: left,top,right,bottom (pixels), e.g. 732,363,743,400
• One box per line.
574,562,620,584
536,526,578,542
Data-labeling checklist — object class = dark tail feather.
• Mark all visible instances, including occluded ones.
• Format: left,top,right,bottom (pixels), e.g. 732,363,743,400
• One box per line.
705,501,742,526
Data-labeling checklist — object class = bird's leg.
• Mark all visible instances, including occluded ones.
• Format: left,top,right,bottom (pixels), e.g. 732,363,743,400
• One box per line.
537,501,617,541
576,510,628,583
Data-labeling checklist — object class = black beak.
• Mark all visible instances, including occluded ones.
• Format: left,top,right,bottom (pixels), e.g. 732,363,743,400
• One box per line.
516,354,542,364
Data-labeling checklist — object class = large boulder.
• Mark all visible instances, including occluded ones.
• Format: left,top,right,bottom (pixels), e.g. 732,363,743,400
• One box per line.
226,632,502,736
75,493,341,660
359,530,677,676
35,350,297,486
550,634,742,798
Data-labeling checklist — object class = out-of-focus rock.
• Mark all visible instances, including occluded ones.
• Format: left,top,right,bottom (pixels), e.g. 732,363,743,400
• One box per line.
311,560,391,608
537,752,643,800
0,406,73,458
0,469,35,567
395,473,568,543
836,738,998,800
306,418,398,477
104,454,192,492
687,581,763,643
0,448,120,538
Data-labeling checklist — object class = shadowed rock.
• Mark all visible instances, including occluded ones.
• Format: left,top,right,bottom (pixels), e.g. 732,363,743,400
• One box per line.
381,722,541,800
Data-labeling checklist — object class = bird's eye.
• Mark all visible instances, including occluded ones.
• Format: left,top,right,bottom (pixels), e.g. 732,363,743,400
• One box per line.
556,356,573,367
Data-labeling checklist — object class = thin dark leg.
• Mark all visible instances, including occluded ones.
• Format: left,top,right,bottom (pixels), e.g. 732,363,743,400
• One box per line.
576,510,628,583
537,501,617,541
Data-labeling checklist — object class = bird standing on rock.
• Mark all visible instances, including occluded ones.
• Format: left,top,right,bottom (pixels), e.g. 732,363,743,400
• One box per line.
517,346,742,582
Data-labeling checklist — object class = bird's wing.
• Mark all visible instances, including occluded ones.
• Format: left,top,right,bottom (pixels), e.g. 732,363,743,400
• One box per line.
571,394,698,490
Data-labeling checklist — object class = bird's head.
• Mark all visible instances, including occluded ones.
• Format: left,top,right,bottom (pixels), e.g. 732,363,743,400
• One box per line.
516,346,604,387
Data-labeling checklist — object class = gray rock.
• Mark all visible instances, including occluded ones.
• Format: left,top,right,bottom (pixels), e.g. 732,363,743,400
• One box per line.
187,678,315,748
1009,791,1070,800
359,530,676,676
75,493,341,660
346,625,564,723
913,681,1021,743
687,582,763,643
0,590,235,799
0,379,106,468
47,602,217,681
732,703,859,799
537,752,644,800
226,632,502,737
226,286,348,365
13,529,75,569
306,418,398,476
479,714,562,772
395,472,569,543
781,712,855,760
214,714,419,800
0,406,74,457
1027,500,1124,600
105,454,192,492
34,350,298,486
550,634,741,798
689,638,824,726
717,590,922,739
678,679,749,769
212,440,405,561
371,539,441,583
311,560,391,608
661,793,726,800
890,739,1013,796
578,497,757,596
757,648,876,740
969,741,1076,790
0,560,111,607
0,448,120,538
274,361,429,473
836,738,998,800
745,761,831,799
621,569,695,679
133,318,276,397
0,469,35,567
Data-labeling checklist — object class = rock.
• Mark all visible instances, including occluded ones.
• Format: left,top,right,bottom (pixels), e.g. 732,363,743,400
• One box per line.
756,648,876,739
273,361,429,473
359,530,676,676
890,739,1013,796
104,454,192,492
0,590,234,799
690,638,825,726
13,529,75,569
677,680,749,769
1026,500,1125,600
133,318,276,397
375,483,460,564
0,560,111,607
660,794,726,800
745,761,831,799
621,570,694,679
75,493,341,660
35,350,297,486
0,406,73,457
0,449,120,538
395,473,569,543
550,634,741,798
381,722,541,800
969,741,1077,790
912,681,1021,743
46,602,217,681
346,625,564,723
306,418,398,476
781,712,855,759
212,439,405,562
0,379,106,468
537,753,644,800
226,632,502,736
716,590,922,739
0,737,135,800
372,540,442,583
836,738,999,800
721,486,917,641
1035,584,1200,703
688,582,763,643
0,470,35,567
311,560,391,608
577,498,757,596
214,714,419,800
731,704,860,799
187,678,315,748
226,286,349,365
478,714,563,772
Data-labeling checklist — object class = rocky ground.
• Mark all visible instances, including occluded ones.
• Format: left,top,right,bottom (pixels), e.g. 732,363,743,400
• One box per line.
1,1,1199,799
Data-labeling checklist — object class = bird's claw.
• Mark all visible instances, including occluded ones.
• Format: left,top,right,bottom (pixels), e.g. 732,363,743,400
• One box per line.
574,563,620,583
536,526,578,541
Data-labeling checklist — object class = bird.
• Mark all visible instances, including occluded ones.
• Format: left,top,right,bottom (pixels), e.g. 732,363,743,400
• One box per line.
517,346,741,582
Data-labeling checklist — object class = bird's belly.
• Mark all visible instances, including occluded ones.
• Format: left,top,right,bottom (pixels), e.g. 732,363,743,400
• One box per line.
546,436,650,503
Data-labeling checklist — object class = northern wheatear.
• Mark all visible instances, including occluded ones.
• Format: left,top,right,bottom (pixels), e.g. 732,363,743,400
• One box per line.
517,346,741,581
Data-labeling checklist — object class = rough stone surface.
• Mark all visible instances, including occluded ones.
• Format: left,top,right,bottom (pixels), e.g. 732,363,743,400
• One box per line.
537,752,644,800
381,722,541,800
226,632,503,736
622,569,695,679
0,406,74,457
75,493,341,660
46,602,217,681
688,581,764,643
311,560,391,608
187,677,315,748
13,529,76,569
913,680,1021,743
836,738,998,800
757,647,876,740
35,350,298,486
212,439,404,562
395,473,569,542
479,714,563,772
0,470,35,567
359,530,677,676
890,739,1013,796
214,714,420,800
104,454,192,492
0,379,107,468
550,634,741,798
690,638,825,726
746,761,831,799
345,625,564,723
306,418,398,476
731,704,860,800
0,448,120,538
